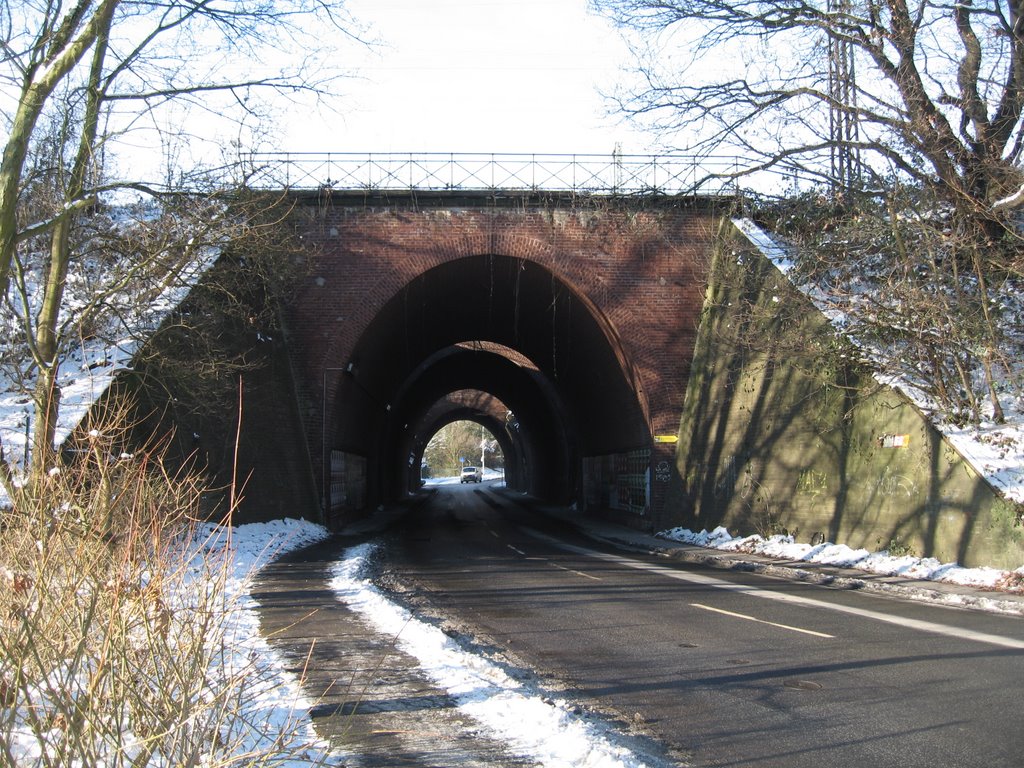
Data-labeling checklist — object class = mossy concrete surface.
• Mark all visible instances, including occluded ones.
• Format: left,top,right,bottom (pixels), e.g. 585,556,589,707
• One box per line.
665,223,1024,569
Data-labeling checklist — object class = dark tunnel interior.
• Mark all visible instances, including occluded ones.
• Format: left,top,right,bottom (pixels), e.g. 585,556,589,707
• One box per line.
327,254,651,506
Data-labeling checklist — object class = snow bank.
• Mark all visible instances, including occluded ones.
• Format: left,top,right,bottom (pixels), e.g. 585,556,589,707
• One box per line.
190,518,344,766
5,518,341,767
658,525,1024,593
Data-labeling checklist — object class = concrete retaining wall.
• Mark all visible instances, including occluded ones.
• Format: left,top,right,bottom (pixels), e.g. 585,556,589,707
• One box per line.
665,222,1024,569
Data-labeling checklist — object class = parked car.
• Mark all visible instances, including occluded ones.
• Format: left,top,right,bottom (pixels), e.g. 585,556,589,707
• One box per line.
460,466,482,483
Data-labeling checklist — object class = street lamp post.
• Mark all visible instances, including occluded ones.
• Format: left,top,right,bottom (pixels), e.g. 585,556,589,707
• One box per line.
480,424,486,473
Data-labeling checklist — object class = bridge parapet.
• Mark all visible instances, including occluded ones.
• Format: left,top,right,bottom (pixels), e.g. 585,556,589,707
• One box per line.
241,152,746,196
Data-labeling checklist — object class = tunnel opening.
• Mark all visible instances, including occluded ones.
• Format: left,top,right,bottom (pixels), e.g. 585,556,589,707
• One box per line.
324,253,651,520
420,417,506,482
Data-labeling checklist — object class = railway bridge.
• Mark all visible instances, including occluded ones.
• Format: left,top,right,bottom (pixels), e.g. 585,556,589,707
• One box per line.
258,153,732,528
159,152,1019,568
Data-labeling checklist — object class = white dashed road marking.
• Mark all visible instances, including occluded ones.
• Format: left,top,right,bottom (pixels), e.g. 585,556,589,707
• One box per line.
522,529,1024,650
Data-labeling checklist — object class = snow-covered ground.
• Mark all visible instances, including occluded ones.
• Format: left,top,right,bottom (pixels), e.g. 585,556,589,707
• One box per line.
48,513,653,767
4,518,345,767
657,525,1024,595
181,520,347,767
8,484,1024,764
331,538,651,768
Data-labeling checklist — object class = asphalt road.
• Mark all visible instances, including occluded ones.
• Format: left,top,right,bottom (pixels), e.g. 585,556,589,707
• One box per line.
378,483,1024,768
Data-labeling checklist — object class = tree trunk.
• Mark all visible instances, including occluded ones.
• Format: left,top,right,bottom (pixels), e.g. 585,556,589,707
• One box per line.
26,7,115,488
0,0,120,299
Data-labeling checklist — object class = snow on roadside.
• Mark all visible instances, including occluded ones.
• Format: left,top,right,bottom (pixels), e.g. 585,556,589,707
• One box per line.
657,525,1024,596
192,519,346,767
330,542,651,768
215,515,1024,768
5,518,342,766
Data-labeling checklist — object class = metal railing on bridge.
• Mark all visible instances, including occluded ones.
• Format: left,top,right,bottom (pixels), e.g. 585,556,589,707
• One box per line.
240,152,750,196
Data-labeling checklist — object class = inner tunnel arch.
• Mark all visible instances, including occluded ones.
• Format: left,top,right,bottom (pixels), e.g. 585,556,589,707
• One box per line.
385,346,568,500
325,252,652,513
411,393,522,488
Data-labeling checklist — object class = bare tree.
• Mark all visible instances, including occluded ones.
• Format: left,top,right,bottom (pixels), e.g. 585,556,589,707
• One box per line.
0,0,362,498
423,421,497,478
593,1,1024,211
594,0,1023,424
762,185,1022,424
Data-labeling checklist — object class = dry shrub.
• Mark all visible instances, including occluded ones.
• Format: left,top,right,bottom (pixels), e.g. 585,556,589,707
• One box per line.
0,403,324,767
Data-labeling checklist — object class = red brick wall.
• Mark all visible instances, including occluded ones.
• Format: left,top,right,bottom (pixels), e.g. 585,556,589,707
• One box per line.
283,191,723,523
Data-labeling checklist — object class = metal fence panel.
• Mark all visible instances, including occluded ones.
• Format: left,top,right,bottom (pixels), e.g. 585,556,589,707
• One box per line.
240,152,749,196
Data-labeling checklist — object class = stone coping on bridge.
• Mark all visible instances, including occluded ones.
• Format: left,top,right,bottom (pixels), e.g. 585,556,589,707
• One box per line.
283,186,734,209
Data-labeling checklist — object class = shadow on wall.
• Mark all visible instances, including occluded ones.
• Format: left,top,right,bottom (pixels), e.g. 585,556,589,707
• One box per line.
117,252,320,526
667,224,1024,569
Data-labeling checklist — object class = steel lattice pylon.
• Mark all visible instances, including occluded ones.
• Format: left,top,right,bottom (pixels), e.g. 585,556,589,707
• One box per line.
828,0,862,191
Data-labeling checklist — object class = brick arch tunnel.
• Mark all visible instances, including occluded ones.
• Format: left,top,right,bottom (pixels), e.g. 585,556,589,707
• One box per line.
326,252,651,509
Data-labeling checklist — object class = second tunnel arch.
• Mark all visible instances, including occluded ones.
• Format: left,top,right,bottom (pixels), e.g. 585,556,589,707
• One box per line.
412,391,522,489
387,346,562,500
